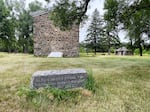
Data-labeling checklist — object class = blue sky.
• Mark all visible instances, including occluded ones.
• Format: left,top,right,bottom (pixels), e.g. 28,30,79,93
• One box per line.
25,0,127,42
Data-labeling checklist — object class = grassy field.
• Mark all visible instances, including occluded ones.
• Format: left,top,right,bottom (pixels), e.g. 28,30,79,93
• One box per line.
0,52,150,112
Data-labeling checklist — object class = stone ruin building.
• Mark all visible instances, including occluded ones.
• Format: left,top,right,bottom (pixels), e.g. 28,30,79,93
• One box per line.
31,10,79,57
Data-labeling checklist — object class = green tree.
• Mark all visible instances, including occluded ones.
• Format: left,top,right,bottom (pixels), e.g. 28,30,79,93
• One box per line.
0,0,17,52
127,0,149,56
104,0,150,56
16,0,43,53
18,10,33,53
0,0,43,53
85,9,104,55
104,0,120,55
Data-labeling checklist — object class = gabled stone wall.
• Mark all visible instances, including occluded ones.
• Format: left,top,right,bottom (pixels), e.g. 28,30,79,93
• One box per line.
33,13,79,57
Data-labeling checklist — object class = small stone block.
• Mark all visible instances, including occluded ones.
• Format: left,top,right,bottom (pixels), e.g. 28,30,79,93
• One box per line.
31,68,87,89
48,52,63,58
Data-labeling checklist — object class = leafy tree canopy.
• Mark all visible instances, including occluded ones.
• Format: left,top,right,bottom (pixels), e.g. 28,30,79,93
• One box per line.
29,0,42,12
49,0,91,30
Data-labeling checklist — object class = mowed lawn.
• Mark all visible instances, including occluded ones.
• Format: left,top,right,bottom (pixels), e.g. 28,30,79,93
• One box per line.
0,52,150,112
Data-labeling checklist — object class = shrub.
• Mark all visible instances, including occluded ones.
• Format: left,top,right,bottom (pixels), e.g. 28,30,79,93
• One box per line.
143,49,150,54
134,49,140,55
134,48,150,55
110,47,115,53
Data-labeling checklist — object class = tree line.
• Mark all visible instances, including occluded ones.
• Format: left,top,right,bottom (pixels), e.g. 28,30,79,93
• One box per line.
0,0,43,53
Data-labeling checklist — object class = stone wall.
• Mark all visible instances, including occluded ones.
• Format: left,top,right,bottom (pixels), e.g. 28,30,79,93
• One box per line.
33,13,79,57
31,69,87,89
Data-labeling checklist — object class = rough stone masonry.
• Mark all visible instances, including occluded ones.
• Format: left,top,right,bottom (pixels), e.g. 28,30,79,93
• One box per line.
31,69,87,89
31,10,79,57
